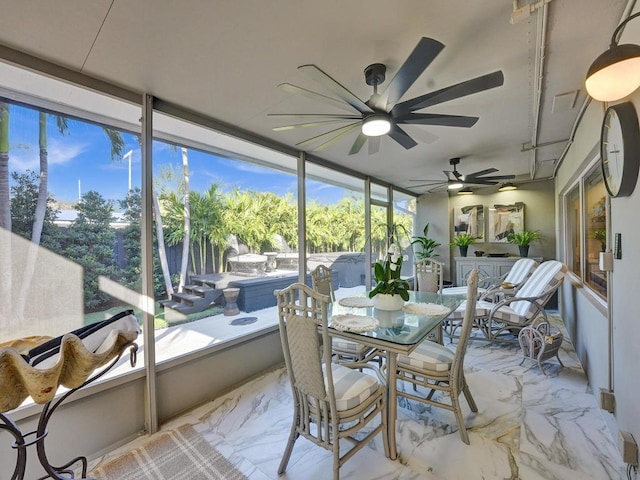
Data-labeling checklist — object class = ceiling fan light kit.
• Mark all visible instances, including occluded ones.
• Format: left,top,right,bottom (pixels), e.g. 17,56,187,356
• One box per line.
362,113,391,136
498,182,517,191
447,182,464,190
585,11,640,102
457,187,474,195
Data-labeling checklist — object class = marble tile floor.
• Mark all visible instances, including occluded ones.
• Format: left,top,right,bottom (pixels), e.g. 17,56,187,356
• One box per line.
91,315,626,480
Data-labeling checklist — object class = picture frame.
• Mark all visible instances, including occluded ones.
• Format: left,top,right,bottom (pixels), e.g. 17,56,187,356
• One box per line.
453,204,484,241
488,202,524,243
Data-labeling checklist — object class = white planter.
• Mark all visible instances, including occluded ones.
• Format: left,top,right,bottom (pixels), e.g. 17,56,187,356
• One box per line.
373,293,405,311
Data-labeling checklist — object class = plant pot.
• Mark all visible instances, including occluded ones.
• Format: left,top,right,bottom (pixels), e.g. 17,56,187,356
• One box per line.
518,245,530,257
459,246,469,257
373,293,405,311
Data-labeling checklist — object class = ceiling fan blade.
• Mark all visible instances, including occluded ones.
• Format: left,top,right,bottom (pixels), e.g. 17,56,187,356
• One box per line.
296,122,360,148
463,179,500,185
468,174,516,181
392,70,505,116
382,37,445,108
388,124,418,150
349,133,368,155
314,123,361,151
269,113,362,120
464,168,499,178
299,64,374,115
395,113,479,128
273,119,360,132
277,83,357,113
368,136,380,155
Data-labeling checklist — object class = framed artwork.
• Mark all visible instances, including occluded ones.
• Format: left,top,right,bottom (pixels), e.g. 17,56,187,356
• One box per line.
488,203,524,243
453,204,484,241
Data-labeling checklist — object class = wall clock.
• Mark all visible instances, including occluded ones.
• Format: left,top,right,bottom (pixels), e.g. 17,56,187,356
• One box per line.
600,102,640,198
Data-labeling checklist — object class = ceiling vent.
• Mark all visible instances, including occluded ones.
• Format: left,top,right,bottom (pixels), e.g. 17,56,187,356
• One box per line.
552,91,578,113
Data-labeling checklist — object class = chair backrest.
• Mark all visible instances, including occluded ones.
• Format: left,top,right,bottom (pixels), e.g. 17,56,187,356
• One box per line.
311,264,335,301
414,258,444,293
511,260,568,317
451,269,478,390
275,283,335,411
503,258,538,286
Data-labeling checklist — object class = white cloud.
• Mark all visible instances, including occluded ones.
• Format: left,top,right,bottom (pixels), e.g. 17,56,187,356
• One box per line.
9,138,88,172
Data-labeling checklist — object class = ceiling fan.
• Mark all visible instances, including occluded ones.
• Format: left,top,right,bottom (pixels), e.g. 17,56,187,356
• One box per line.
408,157,516,192
269,37,504,155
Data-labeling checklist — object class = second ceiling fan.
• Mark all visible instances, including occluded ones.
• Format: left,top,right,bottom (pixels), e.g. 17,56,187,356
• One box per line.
408,157,516,192
270,37,504,155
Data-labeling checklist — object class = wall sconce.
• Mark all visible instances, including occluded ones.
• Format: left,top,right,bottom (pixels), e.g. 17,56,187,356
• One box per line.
585,11,640,102
457,187,474,195
498,182,517,192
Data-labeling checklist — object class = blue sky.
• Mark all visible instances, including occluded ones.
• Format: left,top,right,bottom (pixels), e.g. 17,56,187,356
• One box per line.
7,102,355,207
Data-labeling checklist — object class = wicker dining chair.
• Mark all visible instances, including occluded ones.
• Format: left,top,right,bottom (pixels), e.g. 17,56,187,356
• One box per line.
310,264,377,363
414,258,444,293
395,269,479,444
275,283,389,480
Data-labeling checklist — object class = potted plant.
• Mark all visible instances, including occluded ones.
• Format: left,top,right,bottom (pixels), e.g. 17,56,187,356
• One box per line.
450,233,475,257
507,230,542,257
592,229,606,252
369,243,410,310
411,223,441,259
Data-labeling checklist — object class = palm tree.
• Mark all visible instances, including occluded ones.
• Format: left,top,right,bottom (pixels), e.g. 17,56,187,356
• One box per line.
178,147,190,291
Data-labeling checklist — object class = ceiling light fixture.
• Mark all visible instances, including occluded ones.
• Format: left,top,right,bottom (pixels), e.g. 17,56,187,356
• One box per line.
457,187,474,195
585,11,640,101
498,182,517,192
447,182,464,190
362,113,391,137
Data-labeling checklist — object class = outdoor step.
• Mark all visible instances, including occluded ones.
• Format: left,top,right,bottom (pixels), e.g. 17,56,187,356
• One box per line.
171,292,202,306
162,300,192,313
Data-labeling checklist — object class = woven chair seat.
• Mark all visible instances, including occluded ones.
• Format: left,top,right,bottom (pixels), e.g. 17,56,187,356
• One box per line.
332,338,370,355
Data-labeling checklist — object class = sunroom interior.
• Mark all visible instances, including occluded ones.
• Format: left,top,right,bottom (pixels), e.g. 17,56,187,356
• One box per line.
2,1,640,479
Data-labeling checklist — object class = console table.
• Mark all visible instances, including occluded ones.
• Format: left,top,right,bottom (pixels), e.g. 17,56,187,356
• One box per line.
454,256,543,286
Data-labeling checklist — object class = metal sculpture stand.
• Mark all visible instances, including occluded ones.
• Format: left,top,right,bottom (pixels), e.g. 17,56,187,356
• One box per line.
0,342,138,480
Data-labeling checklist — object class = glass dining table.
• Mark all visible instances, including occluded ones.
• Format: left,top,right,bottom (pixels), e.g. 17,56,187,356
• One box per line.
328,291,465,460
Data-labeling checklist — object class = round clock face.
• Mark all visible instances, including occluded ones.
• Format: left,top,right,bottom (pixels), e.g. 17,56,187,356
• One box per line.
600,102,640,198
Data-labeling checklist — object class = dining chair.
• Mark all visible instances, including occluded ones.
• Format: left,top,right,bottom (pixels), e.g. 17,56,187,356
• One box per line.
275,283,389,480
414,258,444,293
395,268,479,444
310,264,377,363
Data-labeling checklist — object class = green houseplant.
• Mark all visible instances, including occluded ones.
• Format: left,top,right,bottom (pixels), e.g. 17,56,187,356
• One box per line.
507,230,542,257
369,243,410,310
411,223,441,259
450,233,475,257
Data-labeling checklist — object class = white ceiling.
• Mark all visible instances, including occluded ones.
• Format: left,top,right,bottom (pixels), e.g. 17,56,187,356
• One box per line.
0,0,629,193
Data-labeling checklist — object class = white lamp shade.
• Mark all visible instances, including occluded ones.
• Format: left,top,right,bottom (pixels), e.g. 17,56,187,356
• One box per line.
362,114,391,136
585,44,640,101
447,182,464,190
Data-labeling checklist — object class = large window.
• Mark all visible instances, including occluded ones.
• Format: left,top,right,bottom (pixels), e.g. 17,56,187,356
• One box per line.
562,161,608,301
305,163,365,295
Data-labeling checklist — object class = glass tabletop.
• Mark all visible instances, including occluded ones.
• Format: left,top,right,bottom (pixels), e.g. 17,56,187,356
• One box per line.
328,291,465,346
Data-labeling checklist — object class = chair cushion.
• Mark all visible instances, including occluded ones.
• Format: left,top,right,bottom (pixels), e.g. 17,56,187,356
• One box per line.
447,300,492,320
322,363,380,411
398,340,454,372
332,338,369,355
441,286,487,296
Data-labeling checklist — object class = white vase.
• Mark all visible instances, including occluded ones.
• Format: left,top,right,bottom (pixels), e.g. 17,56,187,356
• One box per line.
373,293,405,311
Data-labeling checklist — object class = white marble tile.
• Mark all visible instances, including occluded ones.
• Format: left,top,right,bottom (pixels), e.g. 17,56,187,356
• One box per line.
95,312,626,480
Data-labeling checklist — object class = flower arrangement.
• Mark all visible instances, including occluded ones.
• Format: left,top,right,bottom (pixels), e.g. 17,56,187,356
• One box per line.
368,243,411,301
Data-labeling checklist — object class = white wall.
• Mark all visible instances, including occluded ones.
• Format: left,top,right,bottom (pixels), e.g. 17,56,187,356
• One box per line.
555,11,640,454
418,180,556,284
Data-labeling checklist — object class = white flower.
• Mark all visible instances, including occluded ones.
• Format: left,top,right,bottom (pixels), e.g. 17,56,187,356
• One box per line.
388,244,400,255
402,254,409,262
390,263,398,272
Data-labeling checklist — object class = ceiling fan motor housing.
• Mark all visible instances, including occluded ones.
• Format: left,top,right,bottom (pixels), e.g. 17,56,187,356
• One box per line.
364,63,386,87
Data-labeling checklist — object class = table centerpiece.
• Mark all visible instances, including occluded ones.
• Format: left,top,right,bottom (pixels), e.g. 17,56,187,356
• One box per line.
369,243,410,310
